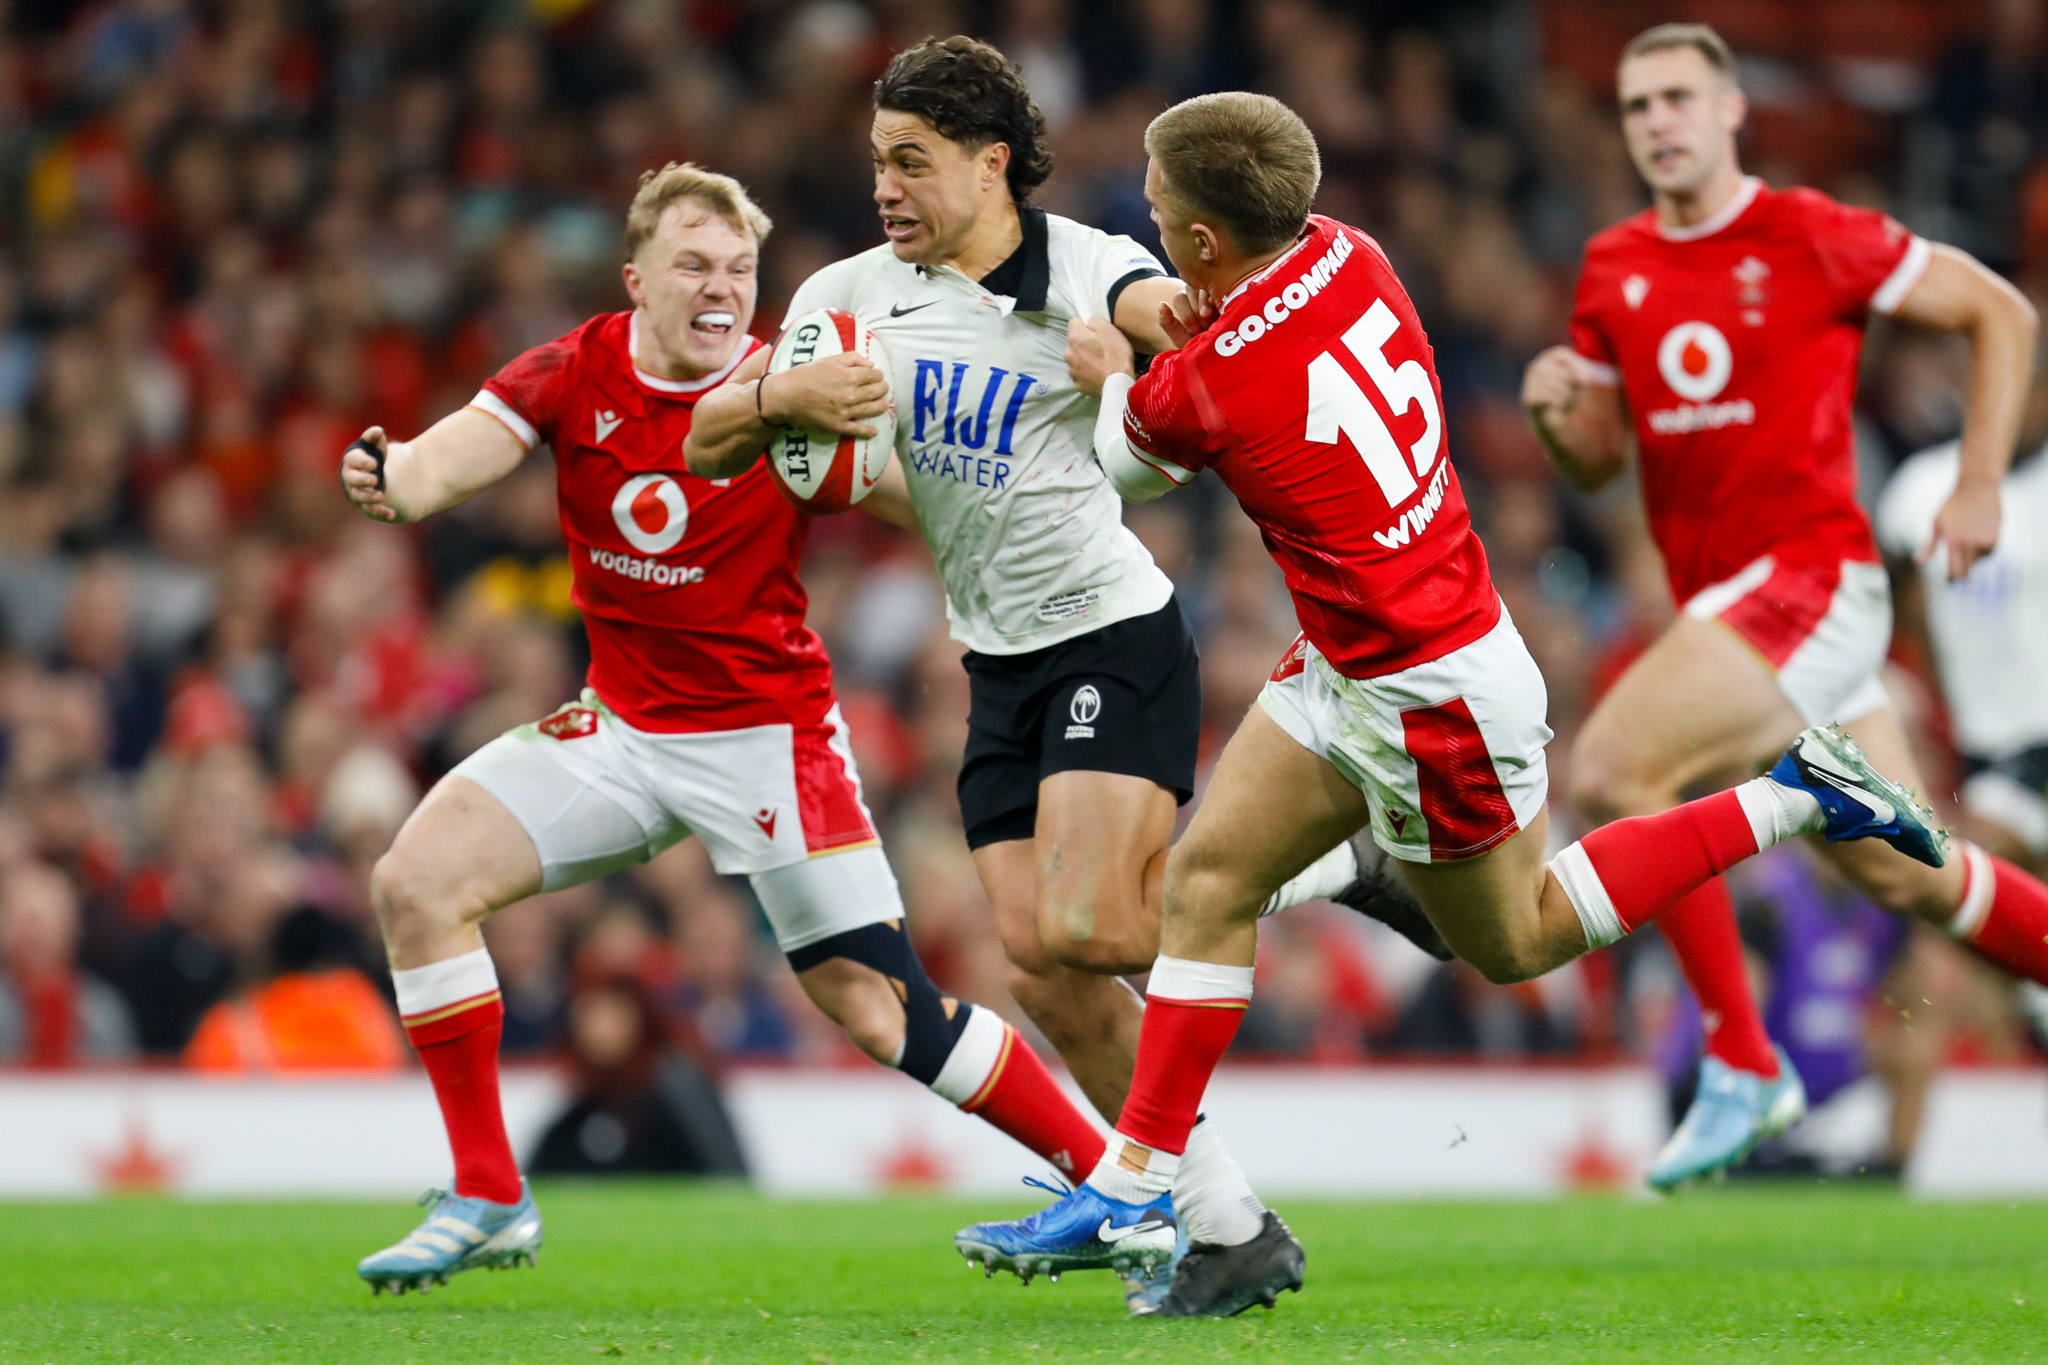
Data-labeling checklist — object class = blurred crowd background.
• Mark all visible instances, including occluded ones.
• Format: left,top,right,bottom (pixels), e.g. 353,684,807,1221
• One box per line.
0,0,2042,1175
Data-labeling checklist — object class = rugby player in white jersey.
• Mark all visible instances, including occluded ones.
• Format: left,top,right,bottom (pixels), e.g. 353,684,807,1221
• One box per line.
336,163,1113,1295
686,37,1437,1310
1878,354,2048,1029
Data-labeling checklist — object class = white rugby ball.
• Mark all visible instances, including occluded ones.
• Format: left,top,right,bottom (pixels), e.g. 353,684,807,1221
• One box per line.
764,308,896,514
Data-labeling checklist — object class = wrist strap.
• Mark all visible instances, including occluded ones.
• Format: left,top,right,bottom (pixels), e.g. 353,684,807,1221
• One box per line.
756,375,784,429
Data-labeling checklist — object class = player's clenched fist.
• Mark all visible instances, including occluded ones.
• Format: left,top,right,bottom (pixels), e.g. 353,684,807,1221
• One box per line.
1156,286,1215,350
764,351,889,438
1521,345,1585,416
1064,316,1134,398
340,427,408,524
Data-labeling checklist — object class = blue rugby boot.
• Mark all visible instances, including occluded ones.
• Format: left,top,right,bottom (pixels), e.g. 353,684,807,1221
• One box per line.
357,1181,543,1295
955,1177,1178,1283
1647,1047,1807,1192
1769,725,1949,867
1118,1219,1189,1315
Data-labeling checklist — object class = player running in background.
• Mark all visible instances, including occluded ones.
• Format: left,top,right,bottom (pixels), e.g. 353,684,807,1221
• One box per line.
684,37,1435,1312
1878,348,2048,1036
1522,22,2048,1189
967,90,1945,1317
1878,353,2048,877
337,163,1106,1295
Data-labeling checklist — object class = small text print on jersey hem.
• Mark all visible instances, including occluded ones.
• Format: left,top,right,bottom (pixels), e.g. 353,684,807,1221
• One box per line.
1036,588,1103,623
587,545,706,586
1214,231,1355,357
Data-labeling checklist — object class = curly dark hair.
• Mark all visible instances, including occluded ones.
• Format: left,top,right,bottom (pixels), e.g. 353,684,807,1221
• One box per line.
874,36,1053,202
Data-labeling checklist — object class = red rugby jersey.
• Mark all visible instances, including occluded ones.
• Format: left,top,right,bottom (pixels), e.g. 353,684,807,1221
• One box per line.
1122,215,1500,678
1568,177,1931,603
472,311,837,732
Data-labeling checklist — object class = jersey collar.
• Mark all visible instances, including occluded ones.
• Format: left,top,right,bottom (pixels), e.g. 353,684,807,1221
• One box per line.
926,206,1050,313
1656,175,1762,242
1221,223,1319,307
625,312,753,395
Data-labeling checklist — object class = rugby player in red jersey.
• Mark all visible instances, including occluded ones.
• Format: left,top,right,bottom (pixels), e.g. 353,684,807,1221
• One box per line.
337,163,1108,1294
1523,23,2048,1188
963,92,1945,1317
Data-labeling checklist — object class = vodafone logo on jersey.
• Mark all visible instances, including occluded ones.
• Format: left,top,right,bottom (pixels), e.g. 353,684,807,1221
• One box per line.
611,474,689,553
1647,321,1755,437
1655,322,1732,401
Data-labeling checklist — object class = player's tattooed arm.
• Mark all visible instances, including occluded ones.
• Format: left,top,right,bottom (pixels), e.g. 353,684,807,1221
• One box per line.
684,346,890,480
1891,244,2040,580
340,408,526,525
1521,346,1631,494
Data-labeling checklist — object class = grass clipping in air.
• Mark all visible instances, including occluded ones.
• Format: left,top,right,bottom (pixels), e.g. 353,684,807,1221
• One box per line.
0,1183,2043,1362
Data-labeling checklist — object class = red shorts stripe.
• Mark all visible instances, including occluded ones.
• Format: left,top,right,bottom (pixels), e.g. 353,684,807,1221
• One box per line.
1400,697,1520,860
1712,559,1842,669
795,716,879,856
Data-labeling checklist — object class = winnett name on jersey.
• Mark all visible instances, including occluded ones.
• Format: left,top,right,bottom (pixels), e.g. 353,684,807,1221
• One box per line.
589,546,706,586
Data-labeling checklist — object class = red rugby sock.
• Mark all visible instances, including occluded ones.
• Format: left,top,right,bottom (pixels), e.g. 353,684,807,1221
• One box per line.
1951,845,2048,985
1553,789,1764,943
957,1022,1108,1181
1656,878,1778,1077
394,949,523,1206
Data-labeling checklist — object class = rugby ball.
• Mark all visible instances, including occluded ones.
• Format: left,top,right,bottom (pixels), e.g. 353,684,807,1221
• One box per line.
763,308,896,513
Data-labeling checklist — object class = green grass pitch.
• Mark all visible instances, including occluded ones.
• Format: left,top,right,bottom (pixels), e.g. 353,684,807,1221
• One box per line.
2,1184,2045,1362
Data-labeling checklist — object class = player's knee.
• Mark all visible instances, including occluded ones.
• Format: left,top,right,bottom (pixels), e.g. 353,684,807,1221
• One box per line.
1161,841,1263,932
1568,739,1658,825
786,921,967,1083
1037,865,1156,975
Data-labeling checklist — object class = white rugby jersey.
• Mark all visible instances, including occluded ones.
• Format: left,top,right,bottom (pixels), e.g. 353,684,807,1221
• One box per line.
1877,442,2048,756
785,208,1175,655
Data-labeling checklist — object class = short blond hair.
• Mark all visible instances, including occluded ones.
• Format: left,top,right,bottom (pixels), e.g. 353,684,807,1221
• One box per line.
1144,93,1320,255
623,162,772,261
1621,23,1739,87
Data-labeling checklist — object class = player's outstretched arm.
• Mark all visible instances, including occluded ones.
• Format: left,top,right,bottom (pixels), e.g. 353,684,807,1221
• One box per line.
684,348,889,480
1113,277,1189,354
1068,316,1189,504
340,407,527,525
1522,346,1631,494
1892,244,2040,579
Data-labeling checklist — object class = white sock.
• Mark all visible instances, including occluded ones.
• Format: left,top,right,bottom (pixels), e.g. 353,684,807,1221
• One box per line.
1260,841,1359,918
1173,1116,1266,1246
390,946,498,1026
927,1004,1007,1103
1086,1137,1179,1204
1737,775,1825,846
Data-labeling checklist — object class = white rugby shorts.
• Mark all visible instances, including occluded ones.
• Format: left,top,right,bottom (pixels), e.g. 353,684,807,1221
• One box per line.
1257,611,1552,864
1680,555,1891,726
454,691,897,951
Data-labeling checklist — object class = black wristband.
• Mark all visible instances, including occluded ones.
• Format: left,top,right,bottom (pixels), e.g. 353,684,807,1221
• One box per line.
344,437,386,492
756,374,784,429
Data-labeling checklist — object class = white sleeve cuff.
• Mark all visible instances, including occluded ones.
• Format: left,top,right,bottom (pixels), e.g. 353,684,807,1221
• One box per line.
469,389,540,450
1094,373,1191,503
1567,352,1620,386
1871,236,1933,316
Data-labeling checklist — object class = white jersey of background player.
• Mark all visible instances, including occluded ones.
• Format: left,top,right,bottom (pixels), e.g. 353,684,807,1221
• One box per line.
1879,433,2048,861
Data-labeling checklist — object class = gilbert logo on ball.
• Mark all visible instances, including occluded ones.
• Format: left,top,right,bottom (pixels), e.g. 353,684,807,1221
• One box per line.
764,308,897,513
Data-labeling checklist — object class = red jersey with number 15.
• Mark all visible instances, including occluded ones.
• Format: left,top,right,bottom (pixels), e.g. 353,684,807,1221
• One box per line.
1568,178,1932,604
1122,215,1499,678
470,311,837,733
